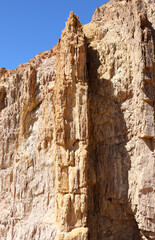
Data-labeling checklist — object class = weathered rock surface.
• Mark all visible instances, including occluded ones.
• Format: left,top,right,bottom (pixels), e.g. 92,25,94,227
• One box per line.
0,0,154,239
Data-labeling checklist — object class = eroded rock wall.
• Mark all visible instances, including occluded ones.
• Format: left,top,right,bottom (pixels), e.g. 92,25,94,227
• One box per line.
0,50,57,239
0,0,154,239
84,0,155,239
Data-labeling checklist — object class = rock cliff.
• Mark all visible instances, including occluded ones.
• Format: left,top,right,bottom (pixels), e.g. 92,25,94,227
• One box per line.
0,0,154,239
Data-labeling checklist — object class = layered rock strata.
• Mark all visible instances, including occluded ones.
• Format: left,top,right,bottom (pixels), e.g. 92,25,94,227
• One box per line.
0,0,154,239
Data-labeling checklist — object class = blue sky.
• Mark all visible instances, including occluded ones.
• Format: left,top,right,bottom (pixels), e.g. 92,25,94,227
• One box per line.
0,0,108,70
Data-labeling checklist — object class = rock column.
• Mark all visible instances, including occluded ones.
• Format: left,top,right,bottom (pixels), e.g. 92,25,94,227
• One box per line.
54,12,89,240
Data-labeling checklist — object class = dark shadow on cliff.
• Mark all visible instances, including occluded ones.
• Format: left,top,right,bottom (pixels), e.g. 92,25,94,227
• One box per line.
86,45,141,240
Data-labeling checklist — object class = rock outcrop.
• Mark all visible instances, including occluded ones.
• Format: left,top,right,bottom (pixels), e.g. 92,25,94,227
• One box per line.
0,0,154,239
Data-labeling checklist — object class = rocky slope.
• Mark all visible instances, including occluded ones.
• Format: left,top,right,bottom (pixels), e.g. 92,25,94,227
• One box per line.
0,0,154,239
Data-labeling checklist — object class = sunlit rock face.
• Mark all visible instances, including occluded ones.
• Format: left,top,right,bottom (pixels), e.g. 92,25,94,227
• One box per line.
0,0,154,239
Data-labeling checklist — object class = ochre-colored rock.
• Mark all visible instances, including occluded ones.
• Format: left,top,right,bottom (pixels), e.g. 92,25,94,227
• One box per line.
0,0,154,239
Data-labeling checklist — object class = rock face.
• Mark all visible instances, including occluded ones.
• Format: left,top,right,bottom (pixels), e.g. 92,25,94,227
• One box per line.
0,0,154,239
